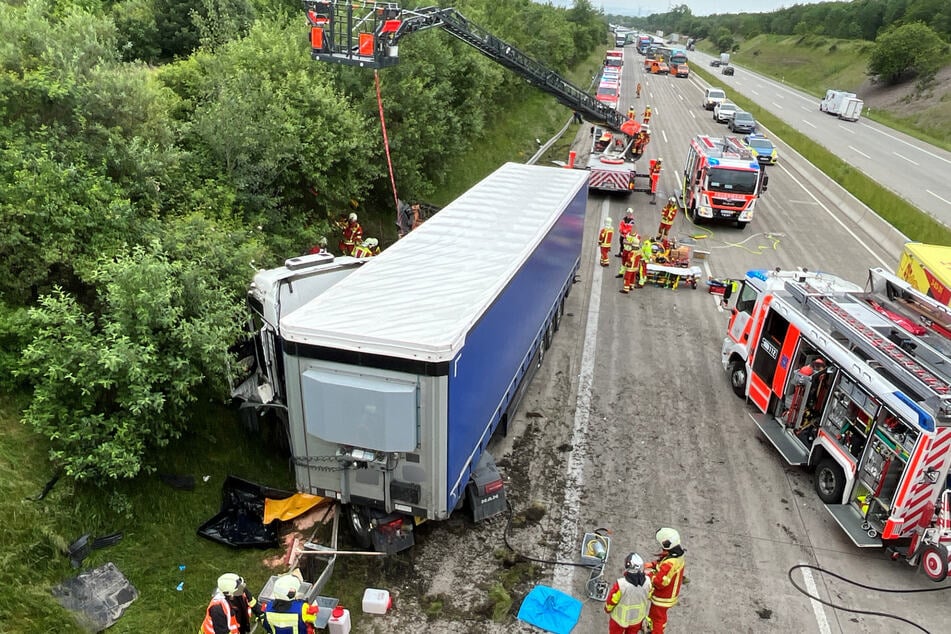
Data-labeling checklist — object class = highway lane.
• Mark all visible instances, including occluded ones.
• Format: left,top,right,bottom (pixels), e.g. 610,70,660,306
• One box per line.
688,50,951,230
549,52,950,633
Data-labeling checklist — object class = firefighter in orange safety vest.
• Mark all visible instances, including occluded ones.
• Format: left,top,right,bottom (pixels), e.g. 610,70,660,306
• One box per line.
644,528,686,634
658,196,679,239
642,105,652,125
598,217,614,267
339,212,362,256
200,573,262,634
604,552,652,633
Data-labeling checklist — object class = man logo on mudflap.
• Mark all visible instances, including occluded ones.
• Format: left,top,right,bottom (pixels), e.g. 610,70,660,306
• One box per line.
481,494,500,505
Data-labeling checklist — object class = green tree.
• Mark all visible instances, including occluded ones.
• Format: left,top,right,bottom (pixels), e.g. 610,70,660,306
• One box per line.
868,21,946,84
19,223,258,481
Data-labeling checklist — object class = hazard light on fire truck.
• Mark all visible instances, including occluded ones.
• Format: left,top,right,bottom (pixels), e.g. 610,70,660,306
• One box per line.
682,135,767,229
721,267,951,581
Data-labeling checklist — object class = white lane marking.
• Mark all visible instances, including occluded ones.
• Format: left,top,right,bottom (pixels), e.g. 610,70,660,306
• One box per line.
839,126,854,135
689,110,696,120
802,120,817,129
860,122,951,166
799,563,832,634
777,163,890,268
893,152,920,166
800,106,812,112
928,190,951,206
662,130,669,144
771,102,784,110
751,89,760,96
848,145,871,160
552,198,609,593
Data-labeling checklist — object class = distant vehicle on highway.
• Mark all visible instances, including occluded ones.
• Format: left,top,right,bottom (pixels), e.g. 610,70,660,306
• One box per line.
721,65,735,76
714,100,738,124
710,59,720,67
743,135,777,165
728,111,756,134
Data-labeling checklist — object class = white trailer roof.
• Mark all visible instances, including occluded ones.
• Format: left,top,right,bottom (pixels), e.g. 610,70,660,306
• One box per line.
281,162,589,362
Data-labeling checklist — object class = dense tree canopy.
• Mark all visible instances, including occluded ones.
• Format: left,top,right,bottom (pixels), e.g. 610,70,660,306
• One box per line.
1,0,606,480
867,21,946,83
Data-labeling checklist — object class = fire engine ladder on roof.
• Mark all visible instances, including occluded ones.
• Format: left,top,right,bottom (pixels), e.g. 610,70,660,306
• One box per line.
809,293,951,404
303,1,628,133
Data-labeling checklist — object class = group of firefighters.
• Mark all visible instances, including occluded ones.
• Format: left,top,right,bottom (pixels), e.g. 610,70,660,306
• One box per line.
604,527,687,634
201,527,685,634
598,196,681,293
311,212,380,259
200,570,321,634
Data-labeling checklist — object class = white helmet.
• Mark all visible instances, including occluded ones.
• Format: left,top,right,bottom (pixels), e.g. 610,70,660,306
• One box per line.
364,237,379,248
656,527,681,549
624,552,644,573
217,573,245,597
656,157,663,163
668,196,677,204
625,207,634,217
272,573,301,601
604,217,612,227
348,212,358,222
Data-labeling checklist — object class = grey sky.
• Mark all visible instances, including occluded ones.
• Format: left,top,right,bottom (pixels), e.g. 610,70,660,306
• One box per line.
544,1,829,17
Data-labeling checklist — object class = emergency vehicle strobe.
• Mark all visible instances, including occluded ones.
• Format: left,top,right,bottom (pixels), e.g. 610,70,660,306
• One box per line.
682,135,767,229
722,267,951,580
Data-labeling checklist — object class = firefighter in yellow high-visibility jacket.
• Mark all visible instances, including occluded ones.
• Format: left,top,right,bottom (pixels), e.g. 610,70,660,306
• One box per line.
598,217,614,267
604,552,651,633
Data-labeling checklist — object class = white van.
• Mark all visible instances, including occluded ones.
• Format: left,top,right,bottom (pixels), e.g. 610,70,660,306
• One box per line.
703,88,726,110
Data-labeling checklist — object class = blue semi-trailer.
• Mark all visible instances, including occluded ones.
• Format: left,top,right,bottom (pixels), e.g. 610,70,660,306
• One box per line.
237,162,589,552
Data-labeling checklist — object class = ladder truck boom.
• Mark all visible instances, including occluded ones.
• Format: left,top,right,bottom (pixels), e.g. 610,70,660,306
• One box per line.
303,1,630,134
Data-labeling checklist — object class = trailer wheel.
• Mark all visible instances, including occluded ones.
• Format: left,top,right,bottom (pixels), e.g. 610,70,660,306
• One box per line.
345,504,373,550
921,544,949,582
728,359,747,398
815,459,846,504
553,298,565,332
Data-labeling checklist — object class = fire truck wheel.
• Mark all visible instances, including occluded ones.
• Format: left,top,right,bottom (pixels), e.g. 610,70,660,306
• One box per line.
920,544,949,582
815,459,846,504
735,221,749,230
727,359,746,398
346,504,373,550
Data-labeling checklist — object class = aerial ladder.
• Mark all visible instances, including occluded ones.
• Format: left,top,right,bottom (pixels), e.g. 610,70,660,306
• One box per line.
303,1,639,145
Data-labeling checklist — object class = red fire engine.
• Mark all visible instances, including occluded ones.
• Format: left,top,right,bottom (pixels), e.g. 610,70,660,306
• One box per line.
722,267,951,581
682,135,767,229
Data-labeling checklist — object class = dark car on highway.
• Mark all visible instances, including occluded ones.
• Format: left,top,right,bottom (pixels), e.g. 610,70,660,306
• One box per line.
728,111,756,134
721,65,735,76
710,59,720,67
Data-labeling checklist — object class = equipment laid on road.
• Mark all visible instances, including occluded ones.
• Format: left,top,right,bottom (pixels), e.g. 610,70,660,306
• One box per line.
303,0,642,194
722,267,951,581
580,529,612,601
232,163,588,554
682,135,767,229
643,239,701,289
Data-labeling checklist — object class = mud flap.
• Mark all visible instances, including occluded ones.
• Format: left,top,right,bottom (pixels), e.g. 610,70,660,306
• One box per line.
467,452,507,522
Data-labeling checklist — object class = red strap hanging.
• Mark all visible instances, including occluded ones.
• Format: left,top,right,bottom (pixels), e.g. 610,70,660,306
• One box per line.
374,70,400,216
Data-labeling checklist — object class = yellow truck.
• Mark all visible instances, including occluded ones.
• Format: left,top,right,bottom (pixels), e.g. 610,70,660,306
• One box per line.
897,242,951,305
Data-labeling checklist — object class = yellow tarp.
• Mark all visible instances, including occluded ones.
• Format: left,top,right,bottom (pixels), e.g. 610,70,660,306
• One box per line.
264,493,325,524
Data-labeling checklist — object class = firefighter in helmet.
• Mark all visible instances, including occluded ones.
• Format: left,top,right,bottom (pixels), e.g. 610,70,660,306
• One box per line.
648,158,663,203
200,573,262,634
352,237,379,259
604,552,651,633
260,572,320,634
642,105,652,125
620,234,641,294
658,196,679,239
598,217,614,267
340,212,362,256
644,528,686,634
617,209,635,258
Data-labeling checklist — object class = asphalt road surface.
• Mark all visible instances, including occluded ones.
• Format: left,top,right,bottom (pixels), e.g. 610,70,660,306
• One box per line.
359,52,950,634
688,50,951,230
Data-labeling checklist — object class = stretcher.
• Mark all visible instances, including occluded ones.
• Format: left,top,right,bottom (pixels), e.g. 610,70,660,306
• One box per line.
644,242,701,289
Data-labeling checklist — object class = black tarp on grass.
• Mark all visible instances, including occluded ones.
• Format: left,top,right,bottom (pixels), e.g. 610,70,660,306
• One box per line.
197,475,292,549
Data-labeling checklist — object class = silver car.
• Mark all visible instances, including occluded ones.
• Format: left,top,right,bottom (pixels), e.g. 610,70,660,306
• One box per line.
714,100,738,123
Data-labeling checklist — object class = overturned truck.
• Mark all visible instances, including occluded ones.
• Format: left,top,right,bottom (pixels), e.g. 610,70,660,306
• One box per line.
232,163,589,553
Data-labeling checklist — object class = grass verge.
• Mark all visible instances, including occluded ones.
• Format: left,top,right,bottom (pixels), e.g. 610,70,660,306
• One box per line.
693,63,951,245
